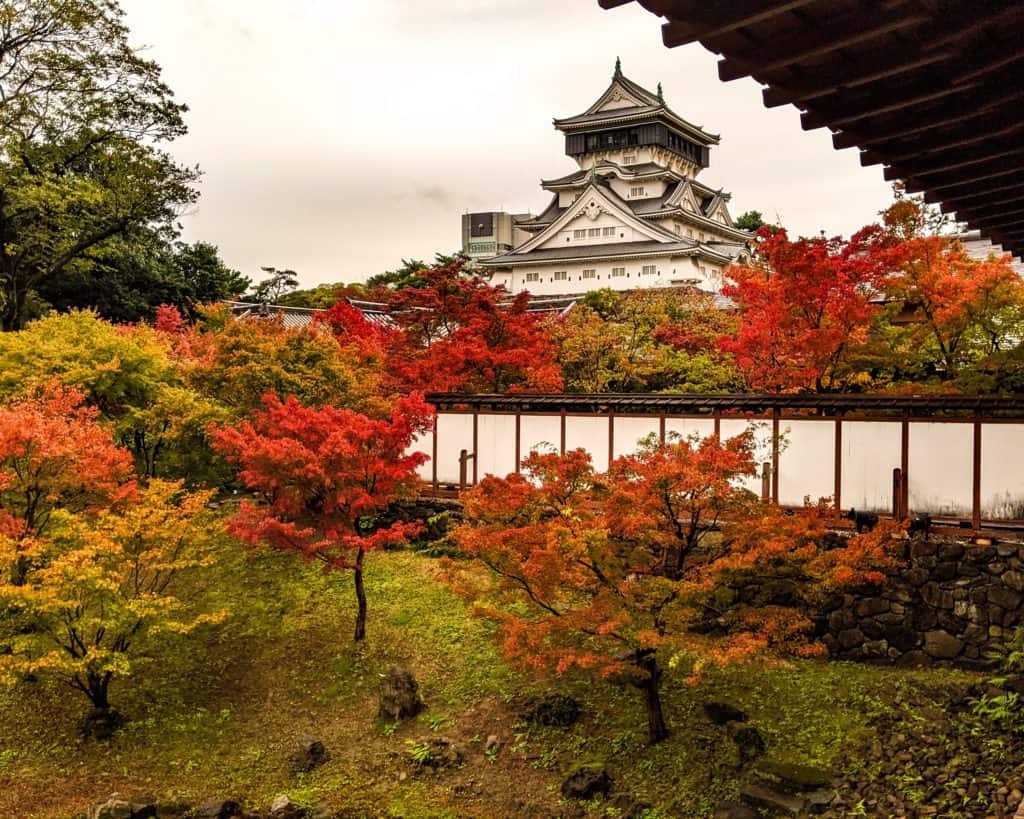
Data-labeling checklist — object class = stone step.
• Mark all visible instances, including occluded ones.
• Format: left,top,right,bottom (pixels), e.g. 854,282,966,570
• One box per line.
740,782,807,817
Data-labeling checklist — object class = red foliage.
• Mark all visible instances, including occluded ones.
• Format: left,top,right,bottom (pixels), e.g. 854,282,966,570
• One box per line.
720,226,897,392
0,384,136,582
323,262,563,395
211,392,434,640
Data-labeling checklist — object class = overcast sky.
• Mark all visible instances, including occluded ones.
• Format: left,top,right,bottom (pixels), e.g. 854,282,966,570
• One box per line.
119,0,894,288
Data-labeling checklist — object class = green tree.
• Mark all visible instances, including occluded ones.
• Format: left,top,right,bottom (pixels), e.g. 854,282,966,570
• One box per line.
365,252,468,291
34,238,246,324
0,0,197,329
248,267,299,304
735,210,766,231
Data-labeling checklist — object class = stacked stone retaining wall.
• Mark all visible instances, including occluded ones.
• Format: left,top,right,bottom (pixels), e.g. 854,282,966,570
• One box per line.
822,537,1024,667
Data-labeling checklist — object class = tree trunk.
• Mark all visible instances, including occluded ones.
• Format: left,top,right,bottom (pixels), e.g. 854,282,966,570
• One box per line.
85,671,111,711
639,655,669,744
353,546,367,642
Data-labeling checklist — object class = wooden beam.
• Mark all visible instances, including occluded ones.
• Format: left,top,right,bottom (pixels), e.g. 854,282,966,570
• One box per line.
660,0,818,48
924,175,1024,205
915,165,1023,195
883,142,1024,182
937,181,1024,213
763,49,949,108
801,78,972,131
958,202,1024,222
935,183,1024,212
717,9,929,82
835,86,1024,154
864,115,1024,167
971,216,1024,232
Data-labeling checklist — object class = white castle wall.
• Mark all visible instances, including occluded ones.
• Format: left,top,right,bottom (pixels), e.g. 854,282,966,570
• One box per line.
423,411,1024,522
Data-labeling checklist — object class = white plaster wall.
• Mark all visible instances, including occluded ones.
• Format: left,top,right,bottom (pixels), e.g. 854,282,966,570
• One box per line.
565,415,612,473
720,418,772,495
608,177,668,201
981,424,1024,520
408,431,433,482
434,413,475,485
841,421,900,513
612,416,661,459
489,256,715,296
519,414,563,459
908,423,973,517
476,414,518,480
778,420,835,507
665,416,715,442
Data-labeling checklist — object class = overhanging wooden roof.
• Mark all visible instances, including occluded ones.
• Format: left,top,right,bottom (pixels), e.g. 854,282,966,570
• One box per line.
598,0,1024,259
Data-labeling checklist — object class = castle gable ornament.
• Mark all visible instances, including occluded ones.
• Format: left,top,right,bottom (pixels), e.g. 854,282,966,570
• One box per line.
584,200,602,220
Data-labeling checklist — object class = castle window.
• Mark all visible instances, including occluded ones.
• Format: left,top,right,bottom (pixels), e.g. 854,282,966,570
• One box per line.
629,186,646,198
602,226,615,236
642,265,656,276
525,272,540,283
623,154,636,165
573,229,586,239
588,227,600,237
553,270,568,281
582,269,596,280
611,267,626,278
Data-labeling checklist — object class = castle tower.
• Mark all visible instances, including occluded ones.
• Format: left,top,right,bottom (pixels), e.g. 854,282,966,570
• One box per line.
477,61,750,296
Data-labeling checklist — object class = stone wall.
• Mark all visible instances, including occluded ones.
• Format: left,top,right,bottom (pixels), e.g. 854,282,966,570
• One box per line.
821,537,1024,667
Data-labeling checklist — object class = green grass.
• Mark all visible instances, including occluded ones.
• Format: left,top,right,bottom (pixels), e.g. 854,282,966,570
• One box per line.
0,547,983,818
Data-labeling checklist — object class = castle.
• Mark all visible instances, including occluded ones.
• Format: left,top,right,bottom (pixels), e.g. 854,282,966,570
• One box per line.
463,60,750,296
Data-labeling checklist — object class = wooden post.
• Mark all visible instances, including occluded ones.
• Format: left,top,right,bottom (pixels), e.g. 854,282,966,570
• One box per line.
973,417,982,529
431,418,438,491
608,412,615,465
459,449,469,491
560,410,566,455
514,412,521,474
900,417,910,520
472,411,479,485
892,467,903,519
771,409,780,504
761,462,772,502
833,414,843,512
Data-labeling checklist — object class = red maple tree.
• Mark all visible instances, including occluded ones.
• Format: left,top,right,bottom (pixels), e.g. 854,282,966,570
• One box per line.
211,392,433,641
720,226,897,392
322,261,563,395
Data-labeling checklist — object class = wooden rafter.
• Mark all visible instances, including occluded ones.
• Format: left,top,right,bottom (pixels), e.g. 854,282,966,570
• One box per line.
602,0,1024,258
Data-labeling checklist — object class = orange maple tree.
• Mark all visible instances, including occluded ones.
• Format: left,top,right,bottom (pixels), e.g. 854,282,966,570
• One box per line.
451,438,904,744
0,384,135,581
879,201,1024,385
212,392,433,641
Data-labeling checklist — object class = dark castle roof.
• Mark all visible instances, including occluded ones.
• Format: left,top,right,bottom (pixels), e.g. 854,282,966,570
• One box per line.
553,61,719,145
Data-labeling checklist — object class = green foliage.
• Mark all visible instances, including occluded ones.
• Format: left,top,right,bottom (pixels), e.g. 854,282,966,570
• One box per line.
0,0,198,329
551,289,743,393
36,239,249,324
248,267,300,304
0,311,227,483
365,252,467,291
187,305,383,418
405,740,434,766
734,210,766,231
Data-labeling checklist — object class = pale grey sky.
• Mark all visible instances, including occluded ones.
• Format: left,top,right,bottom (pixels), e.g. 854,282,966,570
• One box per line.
120,0,894,288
